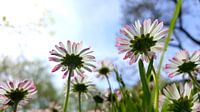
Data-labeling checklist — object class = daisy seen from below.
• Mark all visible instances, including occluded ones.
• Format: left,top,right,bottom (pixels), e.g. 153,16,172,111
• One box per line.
46,102,62,112
49,40,96,79
165,50,200,78
95,60,114,91
93,92,105,111
116,19,168,64
165,50,200,88
69,76,95,112
49,40,95,112
0,80,37,112
95,60,115,109
162,82,200,112
95,60,114,79
70,76,95,99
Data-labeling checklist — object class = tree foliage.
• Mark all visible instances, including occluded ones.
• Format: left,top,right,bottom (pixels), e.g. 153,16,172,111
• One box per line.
121,0,200,50
0,56,60,110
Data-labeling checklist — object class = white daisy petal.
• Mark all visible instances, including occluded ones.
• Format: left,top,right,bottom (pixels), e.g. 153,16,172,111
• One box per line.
116,19,168,64
0,80,37,107
49,40,95,79
165,50,200,78
69,76,95,99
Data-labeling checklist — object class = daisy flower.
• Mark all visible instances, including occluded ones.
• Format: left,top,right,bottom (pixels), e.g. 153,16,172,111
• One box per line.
69,76,95,112
95,60,114,79
49,40,96,79
92,92,105,112
116,19,168,64
46,102,62,112
95,60,115,104
69,76,95,99
193,103,200,112
0,80,37,111
162,82,200,112
93,92,104,104
165,50,200,78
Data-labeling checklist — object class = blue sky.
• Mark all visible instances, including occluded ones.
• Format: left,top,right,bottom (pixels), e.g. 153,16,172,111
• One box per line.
1,0,199,89
0,0,122,60
0,0,124,89
53,0,122,59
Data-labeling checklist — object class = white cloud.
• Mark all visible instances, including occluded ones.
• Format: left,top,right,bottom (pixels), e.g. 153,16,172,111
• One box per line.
0,0,123,89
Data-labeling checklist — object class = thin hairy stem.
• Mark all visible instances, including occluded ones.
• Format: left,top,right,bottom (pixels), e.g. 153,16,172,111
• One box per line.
156,0,182,111
105,75,116,112
13,103,18,112
152,66,159,112
78,92,82,112
95,103,98,112
188,72,200,89
147,56,158,112
63,69,72,112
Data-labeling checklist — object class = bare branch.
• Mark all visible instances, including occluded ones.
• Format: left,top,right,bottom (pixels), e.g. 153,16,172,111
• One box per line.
169,43,181,49
177,1,200,45
173,30,184,49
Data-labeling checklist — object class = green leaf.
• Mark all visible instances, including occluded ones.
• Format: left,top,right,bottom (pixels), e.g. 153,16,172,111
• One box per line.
114,69,126,88
157,0,183,78
146,57,154,82
155,1,182,111
138,59,151,111
161,98,170,112
138,59,150,98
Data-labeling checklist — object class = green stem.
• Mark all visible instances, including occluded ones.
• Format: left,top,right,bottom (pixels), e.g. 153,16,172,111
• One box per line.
105,75,112,96
13,104,17,112
152,66,159,112
147,56,158,112
13,103,18,112
188,72,200,89
95,103,98,112
114,69,127,103
78,92,82,112
105,75,115,112
63,70,72,112
156,0,182,112
157,0,182,77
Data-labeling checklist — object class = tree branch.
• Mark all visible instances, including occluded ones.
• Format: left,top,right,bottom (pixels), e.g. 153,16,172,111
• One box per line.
173,30,184,49
177,1,200,45
169,43,182,49
179,27,200,45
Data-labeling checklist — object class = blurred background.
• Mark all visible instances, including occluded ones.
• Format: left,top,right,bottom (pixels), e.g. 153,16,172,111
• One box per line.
0,0,200,111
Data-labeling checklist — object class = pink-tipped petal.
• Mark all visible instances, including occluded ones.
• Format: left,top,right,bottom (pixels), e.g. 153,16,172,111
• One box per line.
52,64,62,72
168,73,174,78
48,57,60,62
62,71,69,79
165,64,171,69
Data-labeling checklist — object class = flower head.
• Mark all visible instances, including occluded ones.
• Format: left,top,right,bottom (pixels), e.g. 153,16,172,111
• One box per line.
165,50,200,78
162,82,199,112
95,60,114,79
46,102,62,112
93,92,104,104
116,19,168,64
93,95,104,104
49,40,96,79
0,80,37,109
69,76,95,99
